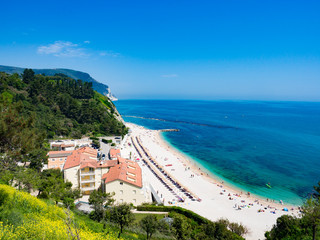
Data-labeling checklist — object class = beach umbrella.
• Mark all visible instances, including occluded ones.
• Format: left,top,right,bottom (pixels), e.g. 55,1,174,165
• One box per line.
283,208,288,211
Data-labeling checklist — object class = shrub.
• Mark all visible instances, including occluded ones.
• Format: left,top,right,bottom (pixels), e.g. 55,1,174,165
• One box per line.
136,205,209,225
228,222,248,237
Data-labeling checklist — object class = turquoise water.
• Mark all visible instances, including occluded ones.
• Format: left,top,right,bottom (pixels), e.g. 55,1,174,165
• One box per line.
115,100,320,205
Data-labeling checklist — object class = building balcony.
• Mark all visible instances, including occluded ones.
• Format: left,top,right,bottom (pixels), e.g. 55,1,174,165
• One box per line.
80,178,95,183
80,171,95,176
81,186,95,191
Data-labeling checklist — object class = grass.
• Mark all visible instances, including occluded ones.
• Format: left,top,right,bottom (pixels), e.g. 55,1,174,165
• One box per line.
94,92,112,110
133,213,167,224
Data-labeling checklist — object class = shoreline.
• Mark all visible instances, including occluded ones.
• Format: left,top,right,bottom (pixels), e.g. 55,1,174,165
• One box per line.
124,122,301,240
126,121,300,209
157,130,299,209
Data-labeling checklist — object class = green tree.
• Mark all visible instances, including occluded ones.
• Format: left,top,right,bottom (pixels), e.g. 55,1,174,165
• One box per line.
37,168,63,198
15,168,41,193
303,198,320,240
62,188,82,209
22,68,35,84
28,148,48,171
37,169,80,206
89,189,114,222
199,222,216,240
110,203,135,238
228,222,248,237
265,215,302,240
172,215,190,240
0,102,45,170
140,215,158,240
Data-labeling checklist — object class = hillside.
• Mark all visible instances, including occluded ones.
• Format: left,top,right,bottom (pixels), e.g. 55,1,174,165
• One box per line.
0,70,127,140
0,184,124,239
0,65,117,101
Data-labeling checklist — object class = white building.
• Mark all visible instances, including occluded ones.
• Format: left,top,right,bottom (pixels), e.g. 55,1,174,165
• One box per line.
47,150,73,170
102,158,147,205
63,147,150,205
63,147,117,195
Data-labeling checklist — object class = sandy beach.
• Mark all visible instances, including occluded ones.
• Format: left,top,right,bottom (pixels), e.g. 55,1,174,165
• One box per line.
120,122,300,240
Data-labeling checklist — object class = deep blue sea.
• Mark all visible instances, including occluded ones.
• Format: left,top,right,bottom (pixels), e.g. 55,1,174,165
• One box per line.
115,100,320,205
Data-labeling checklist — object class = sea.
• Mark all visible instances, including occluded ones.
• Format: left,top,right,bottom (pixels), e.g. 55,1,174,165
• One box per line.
114,100,320,205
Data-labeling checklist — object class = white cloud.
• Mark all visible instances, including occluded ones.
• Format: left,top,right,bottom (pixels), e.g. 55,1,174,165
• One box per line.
99,51,121,57
37,41,121,58
37,41,88,57
161,74,178,78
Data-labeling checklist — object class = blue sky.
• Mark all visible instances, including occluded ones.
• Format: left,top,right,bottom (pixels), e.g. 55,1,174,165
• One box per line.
1,0,320,100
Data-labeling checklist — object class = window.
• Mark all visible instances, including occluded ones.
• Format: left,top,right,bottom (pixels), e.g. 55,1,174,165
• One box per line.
133,190,136,194
60,158,62,161
120,190,123,194
120,182,123,185
51,158,55,162
133,199,136,203
120,199,123,203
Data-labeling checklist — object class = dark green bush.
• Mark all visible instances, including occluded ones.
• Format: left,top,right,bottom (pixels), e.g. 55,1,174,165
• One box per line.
136,205,209,225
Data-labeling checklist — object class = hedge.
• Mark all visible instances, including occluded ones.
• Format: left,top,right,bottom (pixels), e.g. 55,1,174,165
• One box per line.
136,205,210,225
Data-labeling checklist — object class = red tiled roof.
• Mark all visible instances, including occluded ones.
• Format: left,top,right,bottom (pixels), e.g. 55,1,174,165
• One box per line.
102,160,142,188
110,148,121,158
61,143,75,147
77,146,97,156
118,157,126,163
51,143,75,147
48,150,73,157
99,160,118,168
63,147,97,170
80,161,98,169
63,147,118,170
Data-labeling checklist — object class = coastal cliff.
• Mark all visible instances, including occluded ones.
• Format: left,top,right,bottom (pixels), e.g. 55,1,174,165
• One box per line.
0,65,118,101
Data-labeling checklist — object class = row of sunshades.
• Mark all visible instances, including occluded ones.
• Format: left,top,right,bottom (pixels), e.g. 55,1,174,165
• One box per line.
134,137,198,201
131,137,186,202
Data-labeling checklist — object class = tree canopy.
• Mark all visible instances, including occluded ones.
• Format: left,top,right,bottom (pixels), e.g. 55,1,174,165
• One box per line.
0,70,127,141
110,203,135,238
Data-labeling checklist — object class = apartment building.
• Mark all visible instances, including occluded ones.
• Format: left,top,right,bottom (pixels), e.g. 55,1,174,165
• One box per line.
47,150,73,170
63,147,118,195
63,147,149,205
102,159,146,205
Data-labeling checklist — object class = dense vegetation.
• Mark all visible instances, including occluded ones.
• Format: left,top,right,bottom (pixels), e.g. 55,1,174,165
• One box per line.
135,204,246,240
0,70,126,139
0,65,113,98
